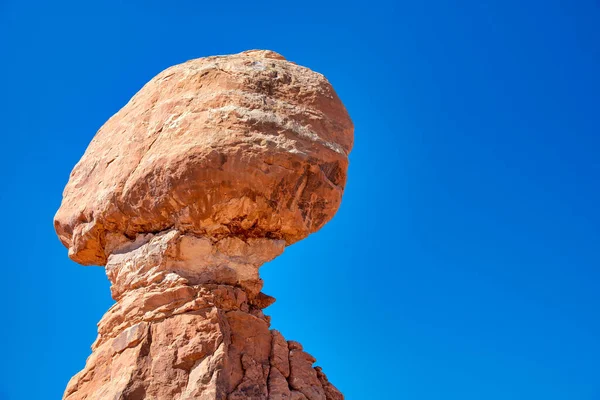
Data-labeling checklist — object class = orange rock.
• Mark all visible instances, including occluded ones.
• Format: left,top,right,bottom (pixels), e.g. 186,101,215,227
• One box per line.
56,50,352,399
55,49,353,266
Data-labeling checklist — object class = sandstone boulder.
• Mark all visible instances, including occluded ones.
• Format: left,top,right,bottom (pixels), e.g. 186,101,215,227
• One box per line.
55,49,353,266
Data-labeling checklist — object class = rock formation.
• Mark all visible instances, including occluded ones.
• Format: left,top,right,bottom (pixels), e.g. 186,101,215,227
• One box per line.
55,50,353,400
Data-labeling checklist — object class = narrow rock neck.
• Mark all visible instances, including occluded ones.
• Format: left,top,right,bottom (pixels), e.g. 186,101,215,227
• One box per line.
105,229,285,301
93,229,283,350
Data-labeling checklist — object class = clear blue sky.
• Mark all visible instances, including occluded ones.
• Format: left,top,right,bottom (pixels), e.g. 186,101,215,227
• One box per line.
1,1,599,399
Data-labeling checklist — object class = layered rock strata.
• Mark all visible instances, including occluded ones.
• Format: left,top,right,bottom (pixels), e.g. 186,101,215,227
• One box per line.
55,50,353,399
64,230,342,399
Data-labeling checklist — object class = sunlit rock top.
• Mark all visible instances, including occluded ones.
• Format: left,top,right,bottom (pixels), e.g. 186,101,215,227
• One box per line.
54,50,354,265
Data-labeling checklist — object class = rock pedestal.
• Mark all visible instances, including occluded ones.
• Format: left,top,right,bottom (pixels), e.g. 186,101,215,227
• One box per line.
63,230,342,399
55,50,353,399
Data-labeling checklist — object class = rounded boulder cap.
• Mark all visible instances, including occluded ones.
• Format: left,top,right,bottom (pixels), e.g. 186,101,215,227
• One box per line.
54,50,354,266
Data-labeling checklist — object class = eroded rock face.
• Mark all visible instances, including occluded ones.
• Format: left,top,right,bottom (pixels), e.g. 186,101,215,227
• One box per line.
56,50,352,399
64,277,343,400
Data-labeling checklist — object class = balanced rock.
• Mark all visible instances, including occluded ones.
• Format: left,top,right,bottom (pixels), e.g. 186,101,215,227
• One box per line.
55,50,353,400
55,49,352,267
